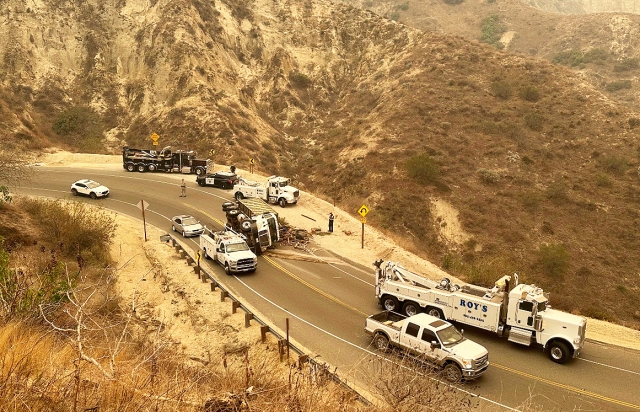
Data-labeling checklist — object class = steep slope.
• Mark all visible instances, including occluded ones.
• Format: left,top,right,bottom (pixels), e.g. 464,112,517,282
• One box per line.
0,0,639,328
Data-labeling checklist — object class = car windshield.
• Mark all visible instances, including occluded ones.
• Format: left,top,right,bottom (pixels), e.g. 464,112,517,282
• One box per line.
436,325,464,347
227,243,250,252
86,181,102,189
182,217,199,226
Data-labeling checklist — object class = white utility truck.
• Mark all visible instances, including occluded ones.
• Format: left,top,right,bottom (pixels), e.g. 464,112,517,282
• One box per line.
233,176,299,207
365,311,489,382
200,228,257,275
373,260,587,364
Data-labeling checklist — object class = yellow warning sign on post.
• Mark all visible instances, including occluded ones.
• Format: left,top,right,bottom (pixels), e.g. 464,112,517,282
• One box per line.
150,132,159,142
358,204,370,218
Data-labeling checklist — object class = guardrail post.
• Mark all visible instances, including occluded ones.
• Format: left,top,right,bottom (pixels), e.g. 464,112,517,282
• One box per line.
210,281,217,291
220,290,228,302
232,301,240,314
171,239,177,247
260,325,269,343
194,266,200,276
298,355,308,367
201,272,207,282
186,256,194,265
245,313,253,328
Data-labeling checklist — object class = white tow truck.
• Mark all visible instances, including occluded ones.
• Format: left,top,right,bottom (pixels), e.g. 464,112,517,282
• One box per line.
200,228,257,275
365,311,489,382
233,176,299,207
374,260,587,364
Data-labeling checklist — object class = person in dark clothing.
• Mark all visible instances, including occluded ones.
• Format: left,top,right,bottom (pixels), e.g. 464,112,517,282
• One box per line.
328,212,335,233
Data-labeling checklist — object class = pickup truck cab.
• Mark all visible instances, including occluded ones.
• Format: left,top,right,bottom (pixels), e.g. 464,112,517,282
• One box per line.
365,311,489,382
200,229,257,275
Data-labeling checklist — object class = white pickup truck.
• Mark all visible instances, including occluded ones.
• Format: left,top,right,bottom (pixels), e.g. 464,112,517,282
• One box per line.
200,228,257,275
365,311,489,382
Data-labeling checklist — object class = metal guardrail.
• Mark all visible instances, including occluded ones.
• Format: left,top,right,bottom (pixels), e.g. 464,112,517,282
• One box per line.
161,234,371,405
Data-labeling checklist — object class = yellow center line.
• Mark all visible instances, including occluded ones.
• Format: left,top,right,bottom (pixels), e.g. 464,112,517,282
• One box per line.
184,203,225,227
492,362,640,410
263,255,369,317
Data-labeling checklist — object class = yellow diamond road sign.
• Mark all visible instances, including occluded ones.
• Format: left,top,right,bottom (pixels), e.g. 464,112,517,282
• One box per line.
150,132,159,141
358,204,370,218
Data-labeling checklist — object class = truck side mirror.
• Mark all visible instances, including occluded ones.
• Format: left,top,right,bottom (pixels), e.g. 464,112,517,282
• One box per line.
430,341,439,349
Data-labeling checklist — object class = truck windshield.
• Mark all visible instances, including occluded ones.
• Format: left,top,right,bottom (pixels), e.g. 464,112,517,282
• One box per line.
277,180,289,187
227,243,250,252
436,325,464,347
537,301,547,312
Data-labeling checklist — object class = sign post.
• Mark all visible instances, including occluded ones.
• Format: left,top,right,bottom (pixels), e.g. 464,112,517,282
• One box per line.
358,204,370,249
249,158,255,174
137,200,150,241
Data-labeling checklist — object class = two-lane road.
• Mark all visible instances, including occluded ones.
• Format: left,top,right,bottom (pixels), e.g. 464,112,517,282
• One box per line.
19,166,640,411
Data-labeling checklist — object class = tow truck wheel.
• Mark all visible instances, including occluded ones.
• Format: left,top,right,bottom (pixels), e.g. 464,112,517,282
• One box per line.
373,333,390,352
381,296,399,312
402,301,420,317
126,163,135,172
148,164,157,172
278,198,287,208
426,307,444,319
224,263,231,275
137,164,146,172
547,341,570,364
442,363,462,383
234,192,244,200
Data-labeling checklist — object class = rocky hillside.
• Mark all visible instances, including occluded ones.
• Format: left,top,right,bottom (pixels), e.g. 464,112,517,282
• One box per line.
349,0,640,112
1,0,639,329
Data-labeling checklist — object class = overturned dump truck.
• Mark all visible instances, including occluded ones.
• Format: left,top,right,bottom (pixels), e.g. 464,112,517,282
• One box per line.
222,198,279,255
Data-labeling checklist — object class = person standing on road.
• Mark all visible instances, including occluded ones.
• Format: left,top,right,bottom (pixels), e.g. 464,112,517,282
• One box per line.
328,212,335,233
180,179,186,197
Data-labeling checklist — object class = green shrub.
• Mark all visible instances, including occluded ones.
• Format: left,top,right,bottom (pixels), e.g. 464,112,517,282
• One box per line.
519,85,541,102
18,198,117,263
288,71,312,88
477,168,500,184
545,181,569,203
404,153,440,185
523,112,544,131
613,58,639,72
480,14,506,46
595,173,613,187
536,243,570,277
583,48,608,65
605,80,632,92
491,80,512,99
552,49,584,67
52,106,105,151
520,191,542,211
444,0,465,4
390,11,400,20
600,155,628,176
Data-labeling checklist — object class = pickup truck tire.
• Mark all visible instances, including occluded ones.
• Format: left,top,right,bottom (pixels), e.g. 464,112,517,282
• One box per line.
234,192,244,200
172,225,176,232
426,307,444,319
278,198,287,208
381,296,399,312
148,164,157,172
402,301,421,317
547,341,570,364
224,263,231,276
373,333,390,351
443,363,462,383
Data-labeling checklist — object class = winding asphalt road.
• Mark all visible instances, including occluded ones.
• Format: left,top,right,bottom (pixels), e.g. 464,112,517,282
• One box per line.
17,165,640,411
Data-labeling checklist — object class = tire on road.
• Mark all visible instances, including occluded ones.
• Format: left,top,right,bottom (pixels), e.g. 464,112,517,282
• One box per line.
71,189,78,196
137,164,146,172
224,263,231,275
426,307,444,319
373,333,390,352
278,198,287,208
89,192,97,199
126,163,135,172
402,301,421,317
234,192,244,200
442,362,463,383
198,179,206,187
547,340,570,364
148,163,157,172
381,296,399,312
